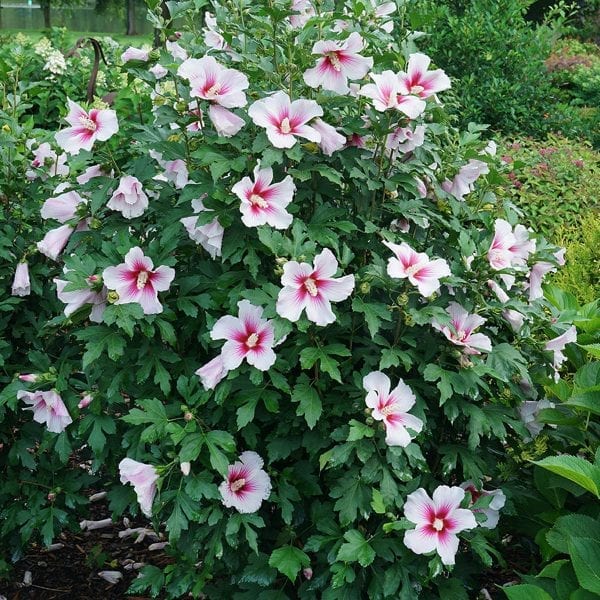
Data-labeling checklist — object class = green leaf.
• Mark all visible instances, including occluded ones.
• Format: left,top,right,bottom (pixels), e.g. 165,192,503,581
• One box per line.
546,514,600,553
503,584,553,600
568,537,600,593
291,378,322,429
337,529,376,567
352,297,393,338
371,488,386,514
127,565,164,596
268,546,310,582
534,456,600,498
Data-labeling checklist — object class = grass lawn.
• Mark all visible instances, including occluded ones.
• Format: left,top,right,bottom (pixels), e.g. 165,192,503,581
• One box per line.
0,27,151,45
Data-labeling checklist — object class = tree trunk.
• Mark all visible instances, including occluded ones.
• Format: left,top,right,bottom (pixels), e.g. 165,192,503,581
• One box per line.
126,0,136,35
153,0,170,48
41,0,51,28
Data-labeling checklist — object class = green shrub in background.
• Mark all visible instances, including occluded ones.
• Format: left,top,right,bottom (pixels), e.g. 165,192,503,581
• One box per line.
408,0,566,138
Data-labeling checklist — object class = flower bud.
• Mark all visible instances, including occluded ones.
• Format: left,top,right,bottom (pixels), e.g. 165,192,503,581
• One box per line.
396,293,409,306
149,49,161,61
47,492,56,502
275,257,288,266
366,416,374,426
167,133,181,143
184,412,194,422
18,373,38,383
303,567,313,580
359,281,371,294
78,393,93,409
107,290,120,303
180,461,191,476
1,124,10,133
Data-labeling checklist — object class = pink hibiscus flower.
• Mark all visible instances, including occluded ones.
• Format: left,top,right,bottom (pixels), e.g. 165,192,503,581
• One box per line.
432,302,492,355
545,325,577,381
248,91,323,148
118,458,159,517
359,71,426,118
211,300,276,371
232,165,295,229
219,451,272,513
460,481,506,529
276,248,355,326
12,262,31,297
55,98,118,155
383,241,450,297
54,275,107,323
303,32,373,94
27,142,69,180
107,175,149,219
311,119,346,156
403,485,477,565
397,53,451,99
488,219,535,270
180,198,224,259
195,354,229,390
18,389,73,433
442,159,489,200
102,247,175,315
363,371,423,447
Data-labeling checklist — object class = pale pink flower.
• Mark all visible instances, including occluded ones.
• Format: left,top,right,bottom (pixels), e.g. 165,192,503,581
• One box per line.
443,159,489,200
118,458,159,517
203,12,227,50
180,461,191,476
54,277,107,323
460,481,506,529
107,175,149,219
178,56,248,108
149,64,168,79
211,300,276,371
180,198,224,259
397,53,451,99
18,389,73,433
41,190,86,223
78,393,93,409
276,248,355,326
386,124,425,153
27,142,69,180
415,177,428,198
102,247,175,315
359,71,426,118
232,165,295,229
487,280,524,332
121,47,150,62
383,241,450,297
166,40,187,61
545,326,577,380
18,374,39,383
311,119,346,156
303,32,373,94
519,399,555,438
12,262,31,297
55,99,118,155
208,104,245,137
528,261,555,301
363,371,423,447
403,486,477,565
186,104,204,132
289,0,315,28
195,354,229,390
248,91,323,148
370,0,396,32
509,225,536,265
76,164,106,184
151,152,189,189
37,224,75,261
219,451,271,513
432,302,492,355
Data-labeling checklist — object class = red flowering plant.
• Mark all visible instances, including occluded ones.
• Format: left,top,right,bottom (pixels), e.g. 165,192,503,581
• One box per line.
1,1,595,597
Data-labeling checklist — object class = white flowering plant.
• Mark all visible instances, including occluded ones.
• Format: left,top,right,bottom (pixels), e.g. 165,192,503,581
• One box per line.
1,1,599,597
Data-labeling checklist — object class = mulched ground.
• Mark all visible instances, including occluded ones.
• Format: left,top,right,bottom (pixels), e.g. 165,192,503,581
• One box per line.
1,494,170,600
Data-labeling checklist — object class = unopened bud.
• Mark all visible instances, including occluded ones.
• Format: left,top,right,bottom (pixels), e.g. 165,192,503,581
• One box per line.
175,101,188,112
167,133,181,143
303,567,313,580
180,461,191,476
274,266,284,276
403,314,414,326
47,492,56,502
359,282,371,294
149,49,161,61
1,124,10,133
184,412,194,421
18,373,39,383
396,293,409,306
366,416,374,426
275,257,288,266
78,393,93,409
107,291,119,303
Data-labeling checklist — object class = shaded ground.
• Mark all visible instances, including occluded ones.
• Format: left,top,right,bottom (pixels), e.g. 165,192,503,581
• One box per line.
1,495,169,600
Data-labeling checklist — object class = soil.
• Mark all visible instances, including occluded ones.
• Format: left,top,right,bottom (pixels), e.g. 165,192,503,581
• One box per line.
0,494,170,600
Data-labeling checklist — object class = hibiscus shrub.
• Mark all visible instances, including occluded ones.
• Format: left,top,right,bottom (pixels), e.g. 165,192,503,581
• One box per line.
1,1,594,598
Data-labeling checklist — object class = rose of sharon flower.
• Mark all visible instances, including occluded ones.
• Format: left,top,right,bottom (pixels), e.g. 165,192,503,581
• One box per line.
311,119,346,156
12,262,31,297
442,159,489,201
37,224,77,262
103,247,175,315
118,458,159,517
195,355,229,391
27,142,69,180
487,219,535,270
219,451,271,514
383,241,450,297
180,198,224,259
527,249,565,301
276,248,355,326
359,71,426,118
386,124,425,153
460,481,506,529
55,98,118,155
289,0,315,28
232,165,295,229
210,300,276,372
54,276,107,323
363,371,423,447
519,399,555,438
107,175,149,219
18,389,73,433
121,46,150,62
41,190,86,223
403,486,477,565
248,91,323,148
303,32,373,94
432,303,492,355
545,325,577,381
397,53,451,99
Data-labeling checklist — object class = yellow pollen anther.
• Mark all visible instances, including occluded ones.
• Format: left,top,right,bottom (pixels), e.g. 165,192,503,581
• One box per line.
205,82,222,98
246,333,259,348
280,117,292,134
80,116,97,131
136,271,149,290
304,278,318,297
432,518,444,531
411,84,425,95
250,193,268,208
231,478,246,492
327,51,342,72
